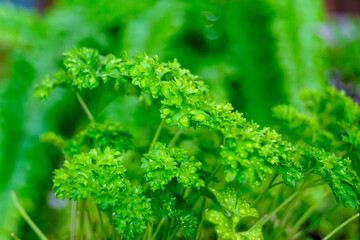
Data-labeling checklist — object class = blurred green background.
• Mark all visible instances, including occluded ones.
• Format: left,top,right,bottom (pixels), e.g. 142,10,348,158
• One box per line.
1,0,360,239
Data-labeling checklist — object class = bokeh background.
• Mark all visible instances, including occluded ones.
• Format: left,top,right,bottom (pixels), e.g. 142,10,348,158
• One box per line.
1,0,360,239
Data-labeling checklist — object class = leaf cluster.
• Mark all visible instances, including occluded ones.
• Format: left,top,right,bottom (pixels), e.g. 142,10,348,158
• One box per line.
141,142,204,190
35,48,360,239
153,192,199,238
206,187,263,240
37,48,360,209
273,87,360,208
64,120,133,157
54,147,152,238
273,87,360,152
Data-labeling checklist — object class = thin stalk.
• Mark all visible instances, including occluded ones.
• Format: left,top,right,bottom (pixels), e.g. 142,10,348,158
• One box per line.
10,191,48,240
168,129,185,148
196,216,205,240
303,167,316,176
10,233,20,240
204,164,222,187
288,204,316,237
147,223,152,240
276,178,324,232
280,179,324,236
287,192,328,238
323,213,360,240
165,219,174,240
151,118,166,147
302,179,325,189
76,92,95,122
182,186,192,200
187,164,222,208
275,177,323,237
259,191,299,226
195,198,207,240
252,172,278,207
169,226,180,240
112,212,117,240
279,192,301,228
142,225,149,240
97,93,117,117
70,200,77,240
151,218,166,240
95,204,107,240
79,200,86,240
86,209,97,240
294,203,340,240
269,181,284,189
271,192,300,240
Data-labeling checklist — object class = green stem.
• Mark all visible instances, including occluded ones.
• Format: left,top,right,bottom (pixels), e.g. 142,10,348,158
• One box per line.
10,191,48,240
10,233,20,240
294,203,340,240
187,164,222,208
259,191,299,226
252,172,278,207
322,213,360,240
142,224,149,240
79,200,86,240
95,204,107,240
147,223,152,240
112,213,117,240
151,218,165,240
151,118,166,147
261,176,324,230
279,192,301,228
204,164,222,187
168,129,185,148
303,166,316,176
165,219,174,240
302,179,325,189
269,181,284,188
76,92,95,122
97,92,117,117
196,217,205,240
71,200,77,240
169,225,180,240
288,204,316,237
278,179,324,231
274,178,322,236
280,179,324,232
195,198,207,240
86,209,97,240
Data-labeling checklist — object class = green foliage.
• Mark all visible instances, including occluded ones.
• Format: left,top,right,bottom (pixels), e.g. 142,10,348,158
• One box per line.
3,0,359,238
141,142,204,190
38,48,360,210
113,185,153,239
299,145,360,209
64,121,133,156
273,88,360,208
31,47,360,239
54,147,126,201
156,193,199,238
220,123,302,187
273,87,360,238
54,147,152,238
273,87,360,155
0,2,141,237
206,187,263,240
